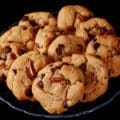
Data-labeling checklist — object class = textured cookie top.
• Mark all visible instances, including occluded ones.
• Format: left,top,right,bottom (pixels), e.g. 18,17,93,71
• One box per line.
6,51,50,101
32,62,85,114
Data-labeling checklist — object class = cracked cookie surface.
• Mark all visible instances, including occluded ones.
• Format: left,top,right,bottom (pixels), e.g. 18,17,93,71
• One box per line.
62,54,108,102
32,61,85,114
6,51,50,101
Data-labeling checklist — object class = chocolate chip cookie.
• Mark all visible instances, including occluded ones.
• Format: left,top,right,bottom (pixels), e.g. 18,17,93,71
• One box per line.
6,51,50,101
0,25,35,50
19,12,57,29
0,41,27,82
35,25,65,54
48,35,86,60
62,54,108,102
76,18,115,44
57,5,93,32
32,61,85,114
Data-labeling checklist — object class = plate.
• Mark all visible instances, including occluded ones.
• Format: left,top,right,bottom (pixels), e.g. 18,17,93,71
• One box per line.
0,1,120,118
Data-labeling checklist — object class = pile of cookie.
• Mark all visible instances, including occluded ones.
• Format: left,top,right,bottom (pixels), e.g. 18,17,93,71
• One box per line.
0,5,120,114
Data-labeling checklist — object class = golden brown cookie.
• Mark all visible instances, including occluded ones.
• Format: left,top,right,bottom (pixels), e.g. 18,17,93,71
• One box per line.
57,5,93,32
76,18,115,44
32,62,85,114
62,54,108,102
19,12,57,29
48,35,86,60
6,51,50,101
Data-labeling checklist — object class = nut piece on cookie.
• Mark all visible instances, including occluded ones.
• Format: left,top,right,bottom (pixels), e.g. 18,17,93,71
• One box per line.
57,5,93,32
32,62,85,114
19,12,57,30
6,51,51,101
48,35,86,60
76,18,115,44
62,54,108,102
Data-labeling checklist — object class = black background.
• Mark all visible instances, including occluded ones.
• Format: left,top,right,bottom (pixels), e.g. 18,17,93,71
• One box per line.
0,0,120,119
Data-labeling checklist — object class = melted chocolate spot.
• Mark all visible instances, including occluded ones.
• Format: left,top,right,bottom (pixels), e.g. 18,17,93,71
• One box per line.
100,27,108,35
22,25,27,30
79,63,86,71
37,81,44,89
41,74,45,79
29,20,38,27
18,48,27,55
63,101,68,108
26,85,33,97
93,43,100,50
10,53,17,60
26,59,37,80
12,69,17,74
51,76,65,83
56,44,64,55
21,16,29,21
5,46,12,53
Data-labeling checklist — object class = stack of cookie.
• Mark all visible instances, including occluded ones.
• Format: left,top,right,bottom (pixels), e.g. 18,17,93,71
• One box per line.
0,5,119,114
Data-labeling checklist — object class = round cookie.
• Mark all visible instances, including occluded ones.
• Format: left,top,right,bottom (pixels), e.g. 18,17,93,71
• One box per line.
0,41,27,82
19,12,57,29
86,35,120,77
32,62,85,114
62,54,108,102
6,51,50,101
35,25,65,54
48,35,86,60
0,25,35,50
57,5,93,32
75,18,115,44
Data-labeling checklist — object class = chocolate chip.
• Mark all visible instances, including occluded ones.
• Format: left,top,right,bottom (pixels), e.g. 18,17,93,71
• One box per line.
37,81,44,89
25,85,33,97
26,59,37,80
51,67,57,72
100,27,107,35
29,20,38,27
117,50,120,55
77,44,83,52
18,48,27,55
104,30,114,35
56,44,64,55
79,63,86,71
64,79,70,85
21,16,29,21
82,94,86,100
41,74,45,79
10,53,17,60
93,42,100,50
12,69,17,74
0,53,6,60
95,55,101,58
63,101,68,108
5,46,12,53
22,25,27,30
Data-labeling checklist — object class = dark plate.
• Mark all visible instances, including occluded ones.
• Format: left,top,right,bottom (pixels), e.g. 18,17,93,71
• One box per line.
0,0,120,119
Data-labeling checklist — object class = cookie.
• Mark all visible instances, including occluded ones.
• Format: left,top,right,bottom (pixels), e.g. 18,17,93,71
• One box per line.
48,35,86,60
62,54,108,102
86,35,120,77
57,5,93,32
19,12,57,29
75,18,115,44
0,25,35,50
35,25,65,54
0,41,27,82
32,62,85,114
6,51,50,101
